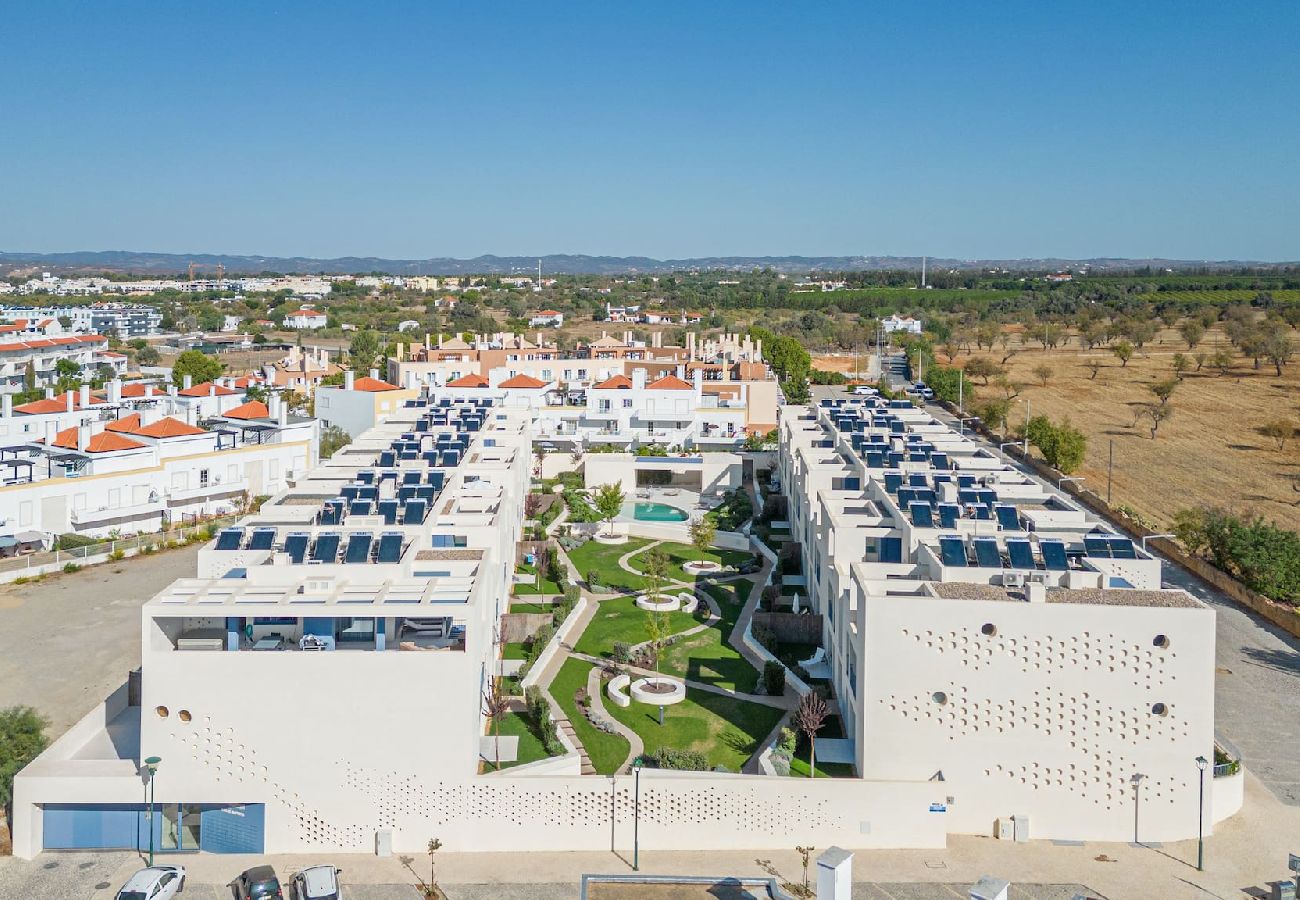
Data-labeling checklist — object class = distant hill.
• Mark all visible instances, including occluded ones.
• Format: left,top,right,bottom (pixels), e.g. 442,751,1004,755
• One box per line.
0,249,1292,277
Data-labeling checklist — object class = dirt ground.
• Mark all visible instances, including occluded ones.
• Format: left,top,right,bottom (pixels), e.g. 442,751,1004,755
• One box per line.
951,324,1300,532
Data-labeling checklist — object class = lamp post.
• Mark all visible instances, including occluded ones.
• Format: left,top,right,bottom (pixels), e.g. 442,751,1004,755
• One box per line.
1131,772,1146,845
1195,755,1208,871
632,760,642,871
957,416,979,435
1141,533,1175,553
144,756,162,866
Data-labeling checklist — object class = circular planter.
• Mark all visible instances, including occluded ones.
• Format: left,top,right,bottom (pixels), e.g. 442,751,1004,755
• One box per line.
635,593,682,612
630,676,686,706
593,532,628,545
681,560,721,576
606,673,632,708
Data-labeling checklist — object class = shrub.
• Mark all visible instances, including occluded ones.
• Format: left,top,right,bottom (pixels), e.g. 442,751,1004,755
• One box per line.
109,548,126,561
651,747,710,771
0,706,49,808
54,532,98,551
761,585,779,612
63,562,81,574
13,576,29,585
586,569,603,591
612,641,632,663
763,660,787,696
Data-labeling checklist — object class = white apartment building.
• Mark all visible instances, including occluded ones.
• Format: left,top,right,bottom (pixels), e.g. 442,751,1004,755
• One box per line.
881,314,923,334
0,383,317,542
282,308,328,329
0,302,162,336
0,333,111,392
778,397,1240,844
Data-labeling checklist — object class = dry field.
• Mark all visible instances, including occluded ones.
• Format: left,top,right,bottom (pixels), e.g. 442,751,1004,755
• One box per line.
952,325,1300,532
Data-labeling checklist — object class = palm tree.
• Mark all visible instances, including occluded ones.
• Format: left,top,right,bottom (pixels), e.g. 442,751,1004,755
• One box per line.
482,681,511,771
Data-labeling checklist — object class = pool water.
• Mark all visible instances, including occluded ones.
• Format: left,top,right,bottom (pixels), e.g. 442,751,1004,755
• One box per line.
624,501,689,522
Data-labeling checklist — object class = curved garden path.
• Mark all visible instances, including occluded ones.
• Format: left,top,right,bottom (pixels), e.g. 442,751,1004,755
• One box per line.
585,663,644,773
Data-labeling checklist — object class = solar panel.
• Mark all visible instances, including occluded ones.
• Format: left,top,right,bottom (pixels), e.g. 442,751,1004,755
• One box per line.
1007,539,1036,570
995,505,1020,531
376,532,403,563
909,502,934,527
345,532,373,564
403,499,427,524
938,504,960,528
248,528,276,551
1040,540,1069,571
403,471,422,485
312,533,340,563
1110,538,1137,559
284,532,309,564
973,538,1002,568
378,499,400,525
357,470,375,484
349,500,372,516
884,473,903,494
973,505,992,520
1083,535,1113,557
215,528,243,551
908,473,928,487
938,536,968,567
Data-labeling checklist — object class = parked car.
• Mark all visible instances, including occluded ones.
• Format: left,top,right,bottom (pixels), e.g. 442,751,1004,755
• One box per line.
852,385,879,396
115,865,186,900
232,866,283,899
291,865,343,900
919,387,935,400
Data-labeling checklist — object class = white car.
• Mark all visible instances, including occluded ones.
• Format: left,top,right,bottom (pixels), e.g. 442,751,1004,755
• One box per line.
291,865,342,900
115,865,186,900
853,385,879,396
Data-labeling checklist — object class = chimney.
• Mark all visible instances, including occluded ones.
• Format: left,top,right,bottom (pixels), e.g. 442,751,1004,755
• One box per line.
145,384,155,399
395,342,405,362
278,400,288,427
424,333,431,351
369,368,378,381
675,363,685,379
263,363,275,382
79,384,91,408
183,374,192,390
1,394,10,418
624,330,631,345
632,367,647,390
344,370,355,390
66,391,75,413
404,371,417,390
44,420,57,446
268,393,281,420
77,424,89,452
209,383,217,398
693,369,702,392
45,387,54,400
109,379,121,404
687,332,696,359
755,338,763,362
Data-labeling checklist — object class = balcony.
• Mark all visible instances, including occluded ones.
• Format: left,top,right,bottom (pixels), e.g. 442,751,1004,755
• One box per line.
167,476,250,504
71,498,165,526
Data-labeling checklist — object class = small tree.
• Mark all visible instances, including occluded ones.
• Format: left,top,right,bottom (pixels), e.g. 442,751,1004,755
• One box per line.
1171,353,1190,378
482,681,511,771
1193,351,1207,371
1178,320,1205,350
0,706,48,810
592,482,625,538
319,423,351,459
963,357,1001,385
533,541,551,591
1149,377,1179,407
688,516,717,566
763,660,786,696
1112,341,1134,367
1031,363,1052,387
1085,359,1102,380
643,608,672,675
1262,419,1295,451
1144,403,1174,439
793,692,829,778
1264,332,1294,376
1211,349,1234,376
642,547,670,599
171,349,222,387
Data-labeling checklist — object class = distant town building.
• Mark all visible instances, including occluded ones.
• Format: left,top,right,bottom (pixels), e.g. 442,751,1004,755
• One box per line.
881,314,923,335
529,310,564,327
282,308,328,329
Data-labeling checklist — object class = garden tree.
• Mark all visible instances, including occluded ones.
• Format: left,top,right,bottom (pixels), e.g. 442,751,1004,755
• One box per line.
1171,353,1190,378
1035,322,1065,350
23,361,37,394
593,482,625,538
643,608,672,674
1262,419,1295,451
171,349,222,387
793,691,829,778
1085,359,1103,380
1031,363,1052,387
1211,349,1234,376
1178,320,1206,349
997,333,1018,365
1173,506,1300,602
482,681,510,771
963,356,1002,385
1112,341,1134,367
243,383,268,403
941,337,959,362
742,428,778,451
533,542,551,591
1143,403,1174,439
975,323,1000,351
688,515,717,566
993,376,1022,403
0,705,48,810
1149,377,1179,407
641,547,670,599
348,327,381,372
1193,351,1207,371
971,398,1010,434
57,315,73,330
136,344,161,366
318,424,351,459
1263,332,1294,376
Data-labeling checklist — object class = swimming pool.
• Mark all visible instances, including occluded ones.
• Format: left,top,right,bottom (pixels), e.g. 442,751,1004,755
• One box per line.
623,501,689,522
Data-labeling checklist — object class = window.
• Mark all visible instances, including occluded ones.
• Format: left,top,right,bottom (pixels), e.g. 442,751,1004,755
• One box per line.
599,400,611,412
199,469,209,488
623,398,633,408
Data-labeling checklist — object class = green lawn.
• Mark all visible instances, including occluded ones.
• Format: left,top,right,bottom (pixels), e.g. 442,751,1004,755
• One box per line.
482,710,553,772
565,537,653,592
659,579,758,692
607,686,783,772
573,596,699,658
625,542,755,579
512,563,563,596
509,601,554,615
550,658,630,775
788,714,854,777
502,641,529,660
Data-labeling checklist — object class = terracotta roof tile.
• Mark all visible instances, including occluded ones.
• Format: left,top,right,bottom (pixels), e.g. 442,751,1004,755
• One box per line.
446,374,488,388
222,400,270,420
351,376,401,392
498,374,547,389
47,427,146,453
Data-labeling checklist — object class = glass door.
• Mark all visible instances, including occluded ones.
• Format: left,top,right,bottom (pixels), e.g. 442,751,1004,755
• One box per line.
160,805,181,851
158,804,202,851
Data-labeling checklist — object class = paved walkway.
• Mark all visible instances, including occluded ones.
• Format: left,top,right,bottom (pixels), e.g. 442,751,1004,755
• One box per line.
584,663,643,773
569,652,790,711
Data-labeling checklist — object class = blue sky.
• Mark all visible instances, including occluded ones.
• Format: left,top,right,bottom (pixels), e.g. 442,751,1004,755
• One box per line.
2,1,1297,261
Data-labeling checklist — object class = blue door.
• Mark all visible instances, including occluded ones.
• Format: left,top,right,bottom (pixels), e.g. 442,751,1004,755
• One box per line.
199,804,265,853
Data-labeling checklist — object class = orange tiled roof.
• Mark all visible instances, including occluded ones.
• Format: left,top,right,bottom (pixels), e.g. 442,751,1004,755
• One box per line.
646,374,693,390
446,374,488,388
222,400,270,420
13,392,83,414
178,381,237,398
498,374,547,389
132,416,207,438
47,426,146,453
593,375,633,390
351,376,401,392
105,413,142,433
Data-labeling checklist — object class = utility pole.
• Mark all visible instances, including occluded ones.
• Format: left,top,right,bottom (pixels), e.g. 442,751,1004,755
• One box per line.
1023,398,1031,457
1107,439,1114,504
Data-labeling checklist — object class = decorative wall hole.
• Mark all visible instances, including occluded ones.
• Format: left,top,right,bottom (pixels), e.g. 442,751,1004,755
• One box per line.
178,710,192,722
981,623,997,637
932,691,949,705
1151,702,1168,716
1153,634,1170,649
155,706,169,718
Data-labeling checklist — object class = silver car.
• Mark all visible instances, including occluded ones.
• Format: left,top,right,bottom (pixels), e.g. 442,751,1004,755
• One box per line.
291,865,342,900
115,865,186,900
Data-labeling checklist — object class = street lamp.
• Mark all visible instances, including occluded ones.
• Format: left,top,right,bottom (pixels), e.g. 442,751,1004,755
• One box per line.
632,759,642,871
144,756,162,866
1195,755,1208,871
957,416,979,435
1131,772,1146,845
1141,533,1175,553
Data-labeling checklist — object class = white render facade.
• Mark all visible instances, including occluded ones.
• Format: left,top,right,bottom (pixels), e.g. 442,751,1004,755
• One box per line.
778,397,1241,843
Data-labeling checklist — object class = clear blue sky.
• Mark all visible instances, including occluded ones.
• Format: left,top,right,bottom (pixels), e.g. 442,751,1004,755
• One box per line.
2,1,1297,261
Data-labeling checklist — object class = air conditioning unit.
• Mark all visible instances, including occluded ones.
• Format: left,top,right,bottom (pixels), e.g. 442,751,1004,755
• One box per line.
1001,571,1025,589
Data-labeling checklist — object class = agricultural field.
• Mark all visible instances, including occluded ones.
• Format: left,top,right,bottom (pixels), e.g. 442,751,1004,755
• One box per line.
953,324,1300,533
1133,289,1300,306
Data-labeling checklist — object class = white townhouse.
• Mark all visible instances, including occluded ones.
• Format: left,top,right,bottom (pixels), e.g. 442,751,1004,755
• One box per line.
282,308,328,329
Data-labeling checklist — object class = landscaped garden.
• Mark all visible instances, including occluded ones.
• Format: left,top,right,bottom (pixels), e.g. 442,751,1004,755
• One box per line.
658,579,758,692
512,561,563,596
565,536,654,592
551,657,630,775
607,684,783,772
482,710,553,772
573,595,699,659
